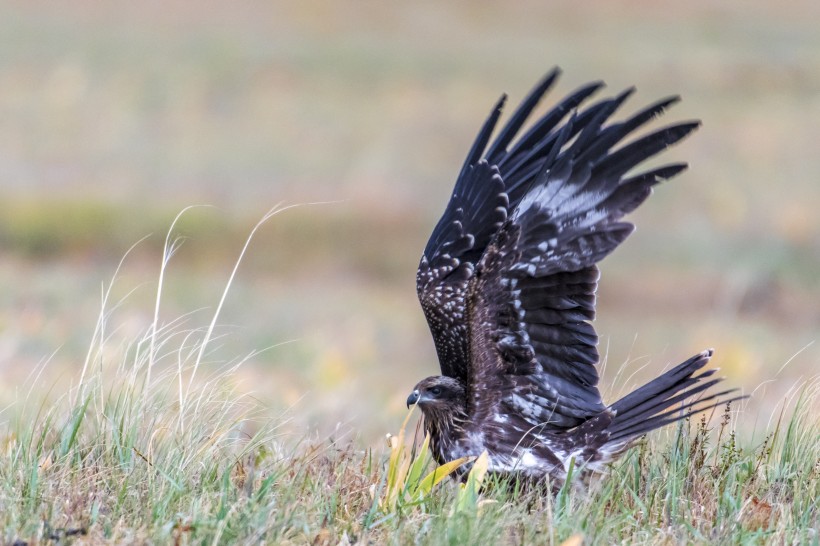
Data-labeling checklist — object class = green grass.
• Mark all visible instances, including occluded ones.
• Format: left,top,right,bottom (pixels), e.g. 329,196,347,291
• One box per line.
2,0,820,450
1,350,818,544
1,218,817,545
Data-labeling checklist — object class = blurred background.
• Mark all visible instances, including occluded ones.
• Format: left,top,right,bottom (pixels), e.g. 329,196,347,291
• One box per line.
1,0,818,442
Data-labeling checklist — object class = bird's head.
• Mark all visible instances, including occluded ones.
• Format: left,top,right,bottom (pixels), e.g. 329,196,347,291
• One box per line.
406,376,466,412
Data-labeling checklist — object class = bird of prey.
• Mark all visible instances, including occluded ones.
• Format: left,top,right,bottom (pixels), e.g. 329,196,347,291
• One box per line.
407,68,741,487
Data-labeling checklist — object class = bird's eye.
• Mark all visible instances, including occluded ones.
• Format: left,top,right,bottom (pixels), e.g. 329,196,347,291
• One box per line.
429,386,442,396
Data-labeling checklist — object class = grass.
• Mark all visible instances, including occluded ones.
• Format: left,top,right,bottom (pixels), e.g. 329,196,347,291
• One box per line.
2,362,818,544
1,217,818,545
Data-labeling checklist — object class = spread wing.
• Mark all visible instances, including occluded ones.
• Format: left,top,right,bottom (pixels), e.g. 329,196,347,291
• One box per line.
465,99,699,432
418,68,607,381
417,67,696,395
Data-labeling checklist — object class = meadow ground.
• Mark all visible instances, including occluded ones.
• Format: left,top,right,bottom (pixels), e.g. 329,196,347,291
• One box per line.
1,0,819,543
0,235,817,544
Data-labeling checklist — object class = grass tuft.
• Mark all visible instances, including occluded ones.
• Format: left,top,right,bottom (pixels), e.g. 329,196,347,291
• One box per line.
375,406,481,519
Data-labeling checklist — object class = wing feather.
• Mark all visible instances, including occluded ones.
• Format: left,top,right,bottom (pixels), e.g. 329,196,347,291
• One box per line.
417,70,698,423
455,78,697,433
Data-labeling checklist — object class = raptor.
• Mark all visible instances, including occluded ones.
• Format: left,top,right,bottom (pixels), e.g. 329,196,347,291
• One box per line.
408,68,742,486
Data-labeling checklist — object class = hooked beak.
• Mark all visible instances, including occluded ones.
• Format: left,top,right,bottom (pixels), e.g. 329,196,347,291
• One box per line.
406,389,420,408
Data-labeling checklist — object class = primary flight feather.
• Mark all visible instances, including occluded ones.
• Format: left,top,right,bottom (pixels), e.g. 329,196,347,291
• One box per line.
408,67,742,486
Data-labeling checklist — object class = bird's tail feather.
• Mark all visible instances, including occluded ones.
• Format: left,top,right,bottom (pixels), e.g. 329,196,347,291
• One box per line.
604,349,745,446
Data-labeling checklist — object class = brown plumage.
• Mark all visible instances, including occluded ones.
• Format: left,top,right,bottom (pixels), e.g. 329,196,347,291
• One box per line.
409,68,744,488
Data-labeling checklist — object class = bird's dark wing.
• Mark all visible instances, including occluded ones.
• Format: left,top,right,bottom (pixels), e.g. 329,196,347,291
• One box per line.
417,68,692,388
463,96,699,432
418,68,602,381
416,158,510,379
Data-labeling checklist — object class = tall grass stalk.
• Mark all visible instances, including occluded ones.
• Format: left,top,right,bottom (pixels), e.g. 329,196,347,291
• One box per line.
147,205,204,410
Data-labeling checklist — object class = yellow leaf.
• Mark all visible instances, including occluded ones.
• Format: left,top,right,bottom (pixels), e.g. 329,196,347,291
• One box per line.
405,433,432,492
470,450,489,487
454,450,488,514
416,456,472,496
